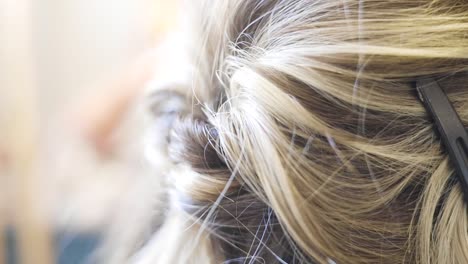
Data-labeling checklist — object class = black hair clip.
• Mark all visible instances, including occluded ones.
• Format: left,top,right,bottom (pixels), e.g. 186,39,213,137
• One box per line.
417,78,468,203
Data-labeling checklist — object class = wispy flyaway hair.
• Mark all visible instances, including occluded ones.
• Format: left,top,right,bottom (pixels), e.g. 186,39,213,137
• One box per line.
140,0,468,263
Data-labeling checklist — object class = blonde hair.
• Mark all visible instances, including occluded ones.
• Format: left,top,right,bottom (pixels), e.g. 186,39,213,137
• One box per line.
138,1,468,263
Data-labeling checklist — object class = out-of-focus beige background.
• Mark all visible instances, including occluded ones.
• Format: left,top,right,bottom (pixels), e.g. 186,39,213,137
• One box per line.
0,1,182,262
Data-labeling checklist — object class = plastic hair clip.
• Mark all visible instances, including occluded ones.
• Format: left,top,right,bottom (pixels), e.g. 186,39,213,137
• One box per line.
417,78,468,203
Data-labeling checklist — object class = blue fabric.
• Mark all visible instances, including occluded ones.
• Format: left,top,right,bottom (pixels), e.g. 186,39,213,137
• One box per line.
4,228,100,264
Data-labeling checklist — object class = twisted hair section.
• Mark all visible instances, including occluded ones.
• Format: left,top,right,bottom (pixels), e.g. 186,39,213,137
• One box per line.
146,1,468,263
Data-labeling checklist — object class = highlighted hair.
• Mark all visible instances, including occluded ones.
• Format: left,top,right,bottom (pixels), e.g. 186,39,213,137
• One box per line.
143,1,468,263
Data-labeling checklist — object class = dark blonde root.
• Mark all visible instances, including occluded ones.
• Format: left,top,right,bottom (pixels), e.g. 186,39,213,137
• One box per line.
143,1,468,263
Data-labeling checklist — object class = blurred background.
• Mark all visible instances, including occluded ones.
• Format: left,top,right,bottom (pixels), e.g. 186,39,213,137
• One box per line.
0,0,183,263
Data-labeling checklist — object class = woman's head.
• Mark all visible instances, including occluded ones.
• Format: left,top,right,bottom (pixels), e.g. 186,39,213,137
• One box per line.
145,1,468,263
